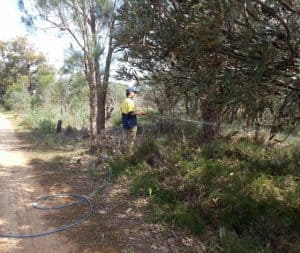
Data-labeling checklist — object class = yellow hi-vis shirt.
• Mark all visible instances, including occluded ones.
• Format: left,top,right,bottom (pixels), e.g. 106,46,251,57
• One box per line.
120,98,137,129
120,98,135,114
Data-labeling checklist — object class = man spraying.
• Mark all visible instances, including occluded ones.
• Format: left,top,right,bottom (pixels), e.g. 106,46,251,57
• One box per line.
120,87,146,154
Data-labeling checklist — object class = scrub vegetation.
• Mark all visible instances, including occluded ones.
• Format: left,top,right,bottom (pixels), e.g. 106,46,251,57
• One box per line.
0,0,299,252
110,130,300,252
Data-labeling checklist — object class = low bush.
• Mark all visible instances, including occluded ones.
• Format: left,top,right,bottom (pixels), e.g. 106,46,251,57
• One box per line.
38,119,56,134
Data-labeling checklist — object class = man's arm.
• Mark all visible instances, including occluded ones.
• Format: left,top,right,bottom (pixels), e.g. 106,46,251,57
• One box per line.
129,111,146,116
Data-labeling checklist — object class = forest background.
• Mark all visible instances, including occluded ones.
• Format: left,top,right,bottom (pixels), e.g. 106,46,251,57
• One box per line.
0,1,299,252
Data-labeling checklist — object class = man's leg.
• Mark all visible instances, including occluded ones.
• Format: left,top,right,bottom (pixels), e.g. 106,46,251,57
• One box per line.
127,125,137,154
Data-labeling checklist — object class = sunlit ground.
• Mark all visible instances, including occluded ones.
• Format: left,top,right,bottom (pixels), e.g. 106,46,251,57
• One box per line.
0,150,27,167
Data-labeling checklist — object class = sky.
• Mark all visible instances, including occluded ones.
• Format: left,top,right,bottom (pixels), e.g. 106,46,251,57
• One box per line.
0,0,69,67
0,0,130,85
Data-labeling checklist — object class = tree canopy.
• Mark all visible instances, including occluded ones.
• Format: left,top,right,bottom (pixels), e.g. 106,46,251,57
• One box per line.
0,37,45,100
116,0,300,139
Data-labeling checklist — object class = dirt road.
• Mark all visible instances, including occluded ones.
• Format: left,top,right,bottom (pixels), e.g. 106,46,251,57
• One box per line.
0,114,76,253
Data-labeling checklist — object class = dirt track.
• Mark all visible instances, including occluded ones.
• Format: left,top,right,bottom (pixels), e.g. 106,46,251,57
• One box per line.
0,114,76,253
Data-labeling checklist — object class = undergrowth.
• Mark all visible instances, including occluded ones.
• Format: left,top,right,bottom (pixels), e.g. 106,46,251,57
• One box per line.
12,108,300,252
109,137,300,253
20,107,89,133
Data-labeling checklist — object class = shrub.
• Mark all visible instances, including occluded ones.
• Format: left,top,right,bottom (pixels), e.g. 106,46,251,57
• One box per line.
131,175,160,197
111,112,122,127
38,119,55,134
3,79,32,111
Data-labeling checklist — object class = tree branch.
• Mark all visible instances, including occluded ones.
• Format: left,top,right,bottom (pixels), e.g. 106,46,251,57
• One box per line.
254,0,295,61
277,0,300,15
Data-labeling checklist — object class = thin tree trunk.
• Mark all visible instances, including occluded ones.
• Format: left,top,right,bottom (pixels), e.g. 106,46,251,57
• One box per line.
97,88,106,132
89,0,103,145
254,113,263,142
95,66,104,134
97,9,115,134
84,59,99,151
87,72,98,145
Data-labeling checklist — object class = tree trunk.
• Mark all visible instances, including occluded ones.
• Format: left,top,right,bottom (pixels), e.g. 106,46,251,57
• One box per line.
88,80,98,144
97,12,115,134
56,120,62,133
254,113,263,142
200,99,222,140
97,88,106,133
85,62,98,151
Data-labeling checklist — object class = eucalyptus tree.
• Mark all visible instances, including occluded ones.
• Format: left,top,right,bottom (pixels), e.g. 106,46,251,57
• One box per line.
53,52,89,116
216,0,300,138
0,37,45,101
116,0,300,140
19,0,117,148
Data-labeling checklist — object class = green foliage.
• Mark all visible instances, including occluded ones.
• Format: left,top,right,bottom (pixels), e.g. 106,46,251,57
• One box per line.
38,119,55,134
106,83,127,127
20,105,89,134
95,0,114,14
20,0,118,138
219,227,272,253
0,38,58,117
130,139,159,164
150,201,204,235
109,137,300,251
116,0,300,138
0,37,46,99
7,59,89,132
131,175,160,197
109,157,132,178
110,112,122,127
3,77,32,111
129,162,204,234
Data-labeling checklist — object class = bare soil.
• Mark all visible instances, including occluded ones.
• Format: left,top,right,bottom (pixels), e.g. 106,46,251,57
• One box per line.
0,114,77,253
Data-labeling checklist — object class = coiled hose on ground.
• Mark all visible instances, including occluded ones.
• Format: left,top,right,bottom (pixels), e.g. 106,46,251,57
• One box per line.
0,194,93,239
0,169,112,239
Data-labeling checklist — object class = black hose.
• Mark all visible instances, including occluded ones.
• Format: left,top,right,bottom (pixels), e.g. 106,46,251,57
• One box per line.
0,194,94,239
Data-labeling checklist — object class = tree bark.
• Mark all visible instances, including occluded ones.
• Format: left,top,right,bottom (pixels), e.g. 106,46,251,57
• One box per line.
97,88,106,132
97,9,115,134
87,73,98,144
200,99,222,140
56,120,62,133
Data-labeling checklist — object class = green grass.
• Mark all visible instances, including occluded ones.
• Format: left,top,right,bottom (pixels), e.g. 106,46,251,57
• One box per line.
219,227,272,253
19,107,89,133
109,137,300,252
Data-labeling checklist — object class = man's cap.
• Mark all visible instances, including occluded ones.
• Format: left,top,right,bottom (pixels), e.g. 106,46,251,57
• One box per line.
126,86,138,93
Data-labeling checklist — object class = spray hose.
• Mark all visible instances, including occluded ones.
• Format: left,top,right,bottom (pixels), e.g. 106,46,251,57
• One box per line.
0,168,112,239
